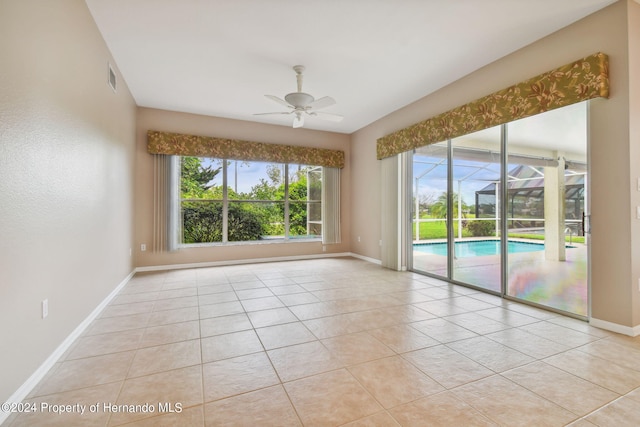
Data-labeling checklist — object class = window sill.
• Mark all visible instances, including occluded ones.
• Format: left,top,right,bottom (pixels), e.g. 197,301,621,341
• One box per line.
178,237,322,249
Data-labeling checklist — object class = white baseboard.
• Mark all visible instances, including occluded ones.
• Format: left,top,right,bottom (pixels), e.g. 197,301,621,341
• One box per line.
2,253,386,425
135,252,363,272
348,252,382,265
590,317,640,337
0,270,135,426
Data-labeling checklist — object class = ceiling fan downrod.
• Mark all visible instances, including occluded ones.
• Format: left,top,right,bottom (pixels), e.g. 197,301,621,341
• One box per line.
293,65,305,92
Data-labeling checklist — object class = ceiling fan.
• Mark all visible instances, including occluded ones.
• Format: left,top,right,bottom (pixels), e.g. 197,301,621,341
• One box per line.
255,65,343,128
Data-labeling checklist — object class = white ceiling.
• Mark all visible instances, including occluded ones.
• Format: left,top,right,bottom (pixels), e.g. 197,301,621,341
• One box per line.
85,0,616,134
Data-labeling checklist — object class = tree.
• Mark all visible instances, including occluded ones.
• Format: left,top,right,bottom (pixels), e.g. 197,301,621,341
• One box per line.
250,178,278,201
245,164,314,237
416,192,437,218
181,157,221,198
429,192,468,219
287,173,309,235
266,164,283,186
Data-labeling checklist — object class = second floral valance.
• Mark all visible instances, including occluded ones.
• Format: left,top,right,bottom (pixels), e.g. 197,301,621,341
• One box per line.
377,52,609,159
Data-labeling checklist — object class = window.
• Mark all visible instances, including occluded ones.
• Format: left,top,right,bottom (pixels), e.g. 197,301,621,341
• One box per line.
178,156,322,245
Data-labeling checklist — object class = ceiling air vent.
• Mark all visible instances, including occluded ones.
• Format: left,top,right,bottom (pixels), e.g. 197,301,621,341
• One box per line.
108,63,117,92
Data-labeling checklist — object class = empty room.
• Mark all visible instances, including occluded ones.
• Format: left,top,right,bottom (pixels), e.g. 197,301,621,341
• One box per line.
1,0,640,426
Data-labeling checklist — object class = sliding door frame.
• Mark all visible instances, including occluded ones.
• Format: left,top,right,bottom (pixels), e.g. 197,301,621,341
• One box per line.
500,124,508,298
408,120,589,320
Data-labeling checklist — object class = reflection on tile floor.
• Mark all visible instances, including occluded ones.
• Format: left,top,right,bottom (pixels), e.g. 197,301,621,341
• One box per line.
7,257,640,426
413,244,588,316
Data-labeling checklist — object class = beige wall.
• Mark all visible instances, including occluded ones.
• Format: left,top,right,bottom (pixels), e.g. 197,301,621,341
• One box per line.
628,0,640,326
134,108,352,268
0,0,137,403
351,0,639,329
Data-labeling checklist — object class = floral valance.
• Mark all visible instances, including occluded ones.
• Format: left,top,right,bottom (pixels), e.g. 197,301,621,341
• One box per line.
147,131,345,169
377,52,609,159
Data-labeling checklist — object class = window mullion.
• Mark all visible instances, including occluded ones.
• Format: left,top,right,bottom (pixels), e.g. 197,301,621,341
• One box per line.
446,139,454,279
222,160,229,243
284,164,290,240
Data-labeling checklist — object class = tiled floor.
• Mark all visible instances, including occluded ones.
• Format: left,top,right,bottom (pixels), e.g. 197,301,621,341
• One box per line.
413,242,589,315
7,257,640,426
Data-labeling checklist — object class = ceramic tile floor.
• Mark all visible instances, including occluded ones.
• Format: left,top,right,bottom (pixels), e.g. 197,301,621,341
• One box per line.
7,257,640,426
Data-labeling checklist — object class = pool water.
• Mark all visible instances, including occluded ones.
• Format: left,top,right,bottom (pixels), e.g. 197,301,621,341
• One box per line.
414,240,574,257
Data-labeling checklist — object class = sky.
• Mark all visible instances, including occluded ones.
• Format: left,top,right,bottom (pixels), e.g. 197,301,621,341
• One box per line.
201,159,312,194
413,155,501,205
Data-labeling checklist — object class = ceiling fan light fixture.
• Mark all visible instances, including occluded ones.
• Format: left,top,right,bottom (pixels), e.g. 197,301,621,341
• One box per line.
284,92,314,108
255,65,343,128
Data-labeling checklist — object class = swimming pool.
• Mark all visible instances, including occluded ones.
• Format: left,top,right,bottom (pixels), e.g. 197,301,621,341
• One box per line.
413,239,574,257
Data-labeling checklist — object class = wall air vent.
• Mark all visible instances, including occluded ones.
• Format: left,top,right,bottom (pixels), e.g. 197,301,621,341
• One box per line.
108,62,117,92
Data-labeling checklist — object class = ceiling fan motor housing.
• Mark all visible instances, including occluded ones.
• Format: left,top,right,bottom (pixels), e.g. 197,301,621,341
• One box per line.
284,92,314,108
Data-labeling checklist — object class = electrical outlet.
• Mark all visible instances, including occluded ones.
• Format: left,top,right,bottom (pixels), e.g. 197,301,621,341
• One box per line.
141,244,146,252
42,299,48,319
322,245,326,252
357,236,361,242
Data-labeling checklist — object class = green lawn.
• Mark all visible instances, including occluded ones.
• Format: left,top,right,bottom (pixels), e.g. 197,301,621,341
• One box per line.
414,221,586,243
413,220,471,239
507,233,585,244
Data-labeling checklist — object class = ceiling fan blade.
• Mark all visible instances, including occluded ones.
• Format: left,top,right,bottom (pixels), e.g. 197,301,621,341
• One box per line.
265,94,293,108
293,114,304,128
253,111,292,116
308,96,335,110
310,111,343,122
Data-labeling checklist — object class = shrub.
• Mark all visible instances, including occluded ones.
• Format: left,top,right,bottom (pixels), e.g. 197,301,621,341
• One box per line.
227,204,265,241
465,220,495,237
182,202,264,243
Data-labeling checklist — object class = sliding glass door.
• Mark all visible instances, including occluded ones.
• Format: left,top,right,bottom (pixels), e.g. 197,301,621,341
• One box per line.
451,126,502,292
410,102,589,317
412,142,449,278
506,102,588,316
